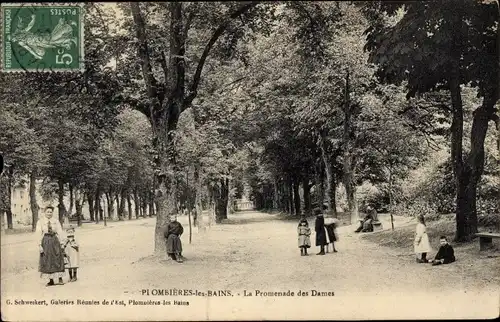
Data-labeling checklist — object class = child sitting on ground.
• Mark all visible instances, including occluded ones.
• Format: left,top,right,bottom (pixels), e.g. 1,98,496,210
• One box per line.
297,217,311,256
430,236,456,266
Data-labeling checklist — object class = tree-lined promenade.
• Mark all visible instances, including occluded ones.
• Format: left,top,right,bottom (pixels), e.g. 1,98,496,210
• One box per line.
1,212,498,320
1,1,499,256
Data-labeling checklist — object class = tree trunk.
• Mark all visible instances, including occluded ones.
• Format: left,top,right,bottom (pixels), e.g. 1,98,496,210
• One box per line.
387,168,395,230
94,188,100,224
106,191,114,220
282,180,288,213
227,179,235,214
103,192,108,227
280,179,287,211
293,177,301,216
325,161,335,215
142,194,148,217
315,162,325,209
456,95,497,241
149,188,155,216
57,179,67,226
194,166,204,230
127,193,133,220
188,206,192,244
99,202,105,225
134,190,140,218
29,171,39,232
302,175,312,216
215,178,229,223
343,173,359,225
87,192,95,222
75,189,83,227
1,166,14,230
118,190,125,220
342,71,359,224
330,173,338,217
449,66,468,242
287,176,294,215
69,183,74,217
493,114,500,157
277,179,284,211
273,179,279,209
208,186,216,226
138,196,143,217
115,191,121,219
319,135,333,214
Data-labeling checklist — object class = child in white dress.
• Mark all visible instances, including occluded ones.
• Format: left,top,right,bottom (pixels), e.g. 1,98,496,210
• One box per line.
414,215,431,263
63,226,80,281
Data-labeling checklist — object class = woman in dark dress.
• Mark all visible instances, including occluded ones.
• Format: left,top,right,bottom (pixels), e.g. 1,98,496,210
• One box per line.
164,214,184,263
314,208,327,255
36,206,66,286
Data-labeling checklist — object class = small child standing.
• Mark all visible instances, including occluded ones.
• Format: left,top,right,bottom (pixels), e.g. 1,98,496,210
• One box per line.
414,215,432,263
297,217,311,256
63,227,80,282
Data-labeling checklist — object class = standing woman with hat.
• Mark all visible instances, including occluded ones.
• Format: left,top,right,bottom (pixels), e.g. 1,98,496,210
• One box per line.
35,206,66,286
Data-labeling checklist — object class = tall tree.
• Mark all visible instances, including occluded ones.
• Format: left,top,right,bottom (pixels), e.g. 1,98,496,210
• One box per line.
364,0,499,241
119,2,274,253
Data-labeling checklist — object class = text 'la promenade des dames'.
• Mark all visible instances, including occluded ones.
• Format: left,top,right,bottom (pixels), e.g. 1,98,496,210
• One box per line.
140,288,335,298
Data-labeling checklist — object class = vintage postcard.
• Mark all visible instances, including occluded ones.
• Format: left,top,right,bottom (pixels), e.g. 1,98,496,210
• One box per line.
1,1,499,321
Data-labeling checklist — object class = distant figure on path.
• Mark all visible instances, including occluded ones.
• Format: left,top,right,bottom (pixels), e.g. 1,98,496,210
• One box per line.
414,215,432,263
324,217,339,253
63,226,80,282
297,217,311,256
164,214,184,263
430,236,455,266
36,206,66,286
314,208,327,255
192,207,198,227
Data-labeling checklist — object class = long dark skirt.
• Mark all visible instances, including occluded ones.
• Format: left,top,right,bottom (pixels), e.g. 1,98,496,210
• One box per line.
316,229,328,246
39,234,65,278
166,234,182,254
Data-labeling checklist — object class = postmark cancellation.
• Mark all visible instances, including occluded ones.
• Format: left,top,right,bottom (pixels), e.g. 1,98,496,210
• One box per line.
1,3,84,73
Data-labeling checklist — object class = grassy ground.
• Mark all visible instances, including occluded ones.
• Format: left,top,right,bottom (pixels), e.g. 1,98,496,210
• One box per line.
362,216,500,286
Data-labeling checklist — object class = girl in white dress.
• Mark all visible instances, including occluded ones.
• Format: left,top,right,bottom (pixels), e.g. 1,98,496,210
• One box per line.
414,215,432,263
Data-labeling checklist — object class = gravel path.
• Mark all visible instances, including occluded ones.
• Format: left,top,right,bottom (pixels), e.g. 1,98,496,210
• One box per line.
2,211,498,320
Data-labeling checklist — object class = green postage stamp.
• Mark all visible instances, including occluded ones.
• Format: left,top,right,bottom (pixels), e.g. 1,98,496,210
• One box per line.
1,3,84,72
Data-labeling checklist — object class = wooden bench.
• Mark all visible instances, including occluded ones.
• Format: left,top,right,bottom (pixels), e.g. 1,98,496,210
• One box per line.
476,232,500,251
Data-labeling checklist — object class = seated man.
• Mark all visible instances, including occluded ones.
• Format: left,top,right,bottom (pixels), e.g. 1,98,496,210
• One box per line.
430,236,455,266
355,206,374,233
